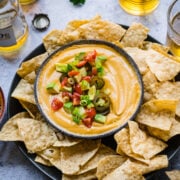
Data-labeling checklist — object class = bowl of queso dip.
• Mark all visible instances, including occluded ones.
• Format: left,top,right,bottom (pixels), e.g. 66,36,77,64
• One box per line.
35,40,143,138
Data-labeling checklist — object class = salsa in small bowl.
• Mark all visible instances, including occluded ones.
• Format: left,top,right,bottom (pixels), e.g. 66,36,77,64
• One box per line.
35,40,143,138
0,87,5,122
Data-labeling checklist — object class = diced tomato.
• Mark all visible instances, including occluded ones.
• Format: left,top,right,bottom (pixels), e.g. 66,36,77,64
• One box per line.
82,117,93,128
61,77,68,87
72,97,80,106
82,76,91,82
74,84,83,94
51,97,63,111
76,60,87,68
72,92,80,105
62,91,72,99
84,50,97,63
73,92,81,98
86,107,96,119
92,67,97,75
68,70,79,77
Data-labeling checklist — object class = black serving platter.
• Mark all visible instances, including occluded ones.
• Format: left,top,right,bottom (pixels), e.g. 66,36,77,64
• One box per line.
6,26,180,180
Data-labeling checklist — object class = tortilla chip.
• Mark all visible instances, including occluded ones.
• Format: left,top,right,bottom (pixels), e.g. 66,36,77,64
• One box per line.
11,79,35,104
64,19,90,33
142,70,159,101
19,100,39,119
136,100,177,131
45,22,91,53
96,155,127,180
142,41,170,53
53,132,82,147
35,155,52,166
23,71,36,84
151,43,170,54
43,30,63,53
143,70,158,88
143,86,158,102
38,146,61,170
62,169,97,180
44,29,81,54
0,112,30,141
114,128,149,164
146,118,180,141
103,159,145,180
45,16,100,52
155,81,180,116
43,16,103,53
17,52,48,78
115,144,126,156
38,146,60,159
166,170,180,180
145,49,180,81
17,118,57,153
57,30,80,46
121,23,149,48
127,155,168,175
77,144,116,175
77,17,126,42
60,139,101,175
176,102,180,117
128,121,167,159
155,81,180,100
124,47,149,75
143,92,153,103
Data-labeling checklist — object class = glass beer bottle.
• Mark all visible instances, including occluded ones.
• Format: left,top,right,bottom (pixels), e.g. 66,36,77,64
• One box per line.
0,0,28,53
119,0,160,16
166,0,180,57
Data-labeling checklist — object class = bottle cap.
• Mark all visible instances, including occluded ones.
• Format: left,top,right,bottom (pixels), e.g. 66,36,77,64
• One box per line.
32,13,50,31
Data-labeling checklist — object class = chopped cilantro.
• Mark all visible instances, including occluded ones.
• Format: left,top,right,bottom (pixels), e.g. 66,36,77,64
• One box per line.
70,0,86,5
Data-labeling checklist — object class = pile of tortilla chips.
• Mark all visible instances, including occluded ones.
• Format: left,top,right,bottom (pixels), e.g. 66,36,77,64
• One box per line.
0,15,180,179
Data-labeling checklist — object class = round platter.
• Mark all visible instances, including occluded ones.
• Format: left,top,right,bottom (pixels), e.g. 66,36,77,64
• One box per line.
6,26,180,179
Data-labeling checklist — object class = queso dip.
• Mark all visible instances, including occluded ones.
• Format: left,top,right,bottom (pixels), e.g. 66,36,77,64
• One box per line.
36,42,142,137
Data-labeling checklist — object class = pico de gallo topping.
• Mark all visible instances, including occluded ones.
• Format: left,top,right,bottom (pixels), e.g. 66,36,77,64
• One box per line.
46,50,111,128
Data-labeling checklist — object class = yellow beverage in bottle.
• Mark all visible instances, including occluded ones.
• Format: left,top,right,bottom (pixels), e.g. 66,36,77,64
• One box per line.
0,0,29,53
119,0,160,16
0,22,28,53
166,14,180,57
19,0,36,5
166,0,180,57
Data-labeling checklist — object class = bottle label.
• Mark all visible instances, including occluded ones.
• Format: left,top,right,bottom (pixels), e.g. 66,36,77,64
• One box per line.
0,26,16,47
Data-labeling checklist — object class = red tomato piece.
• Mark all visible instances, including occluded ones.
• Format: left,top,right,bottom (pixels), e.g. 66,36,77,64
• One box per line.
76,60,87,68
51,98,63,111
82,118,93,128
86,108,96,119
61,77,68,87
68,70,79,77
74,84,83,94
72,97,80,106
84,50,97,63
72,92,81,98
72,92,80,105
82,76,91,82
62,92,72,99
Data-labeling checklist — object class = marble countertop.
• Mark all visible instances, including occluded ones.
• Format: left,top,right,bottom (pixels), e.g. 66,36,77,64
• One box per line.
0,0,179,179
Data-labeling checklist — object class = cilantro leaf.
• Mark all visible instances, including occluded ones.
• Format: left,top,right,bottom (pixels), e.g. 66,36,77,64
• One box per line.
70,0,86,5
